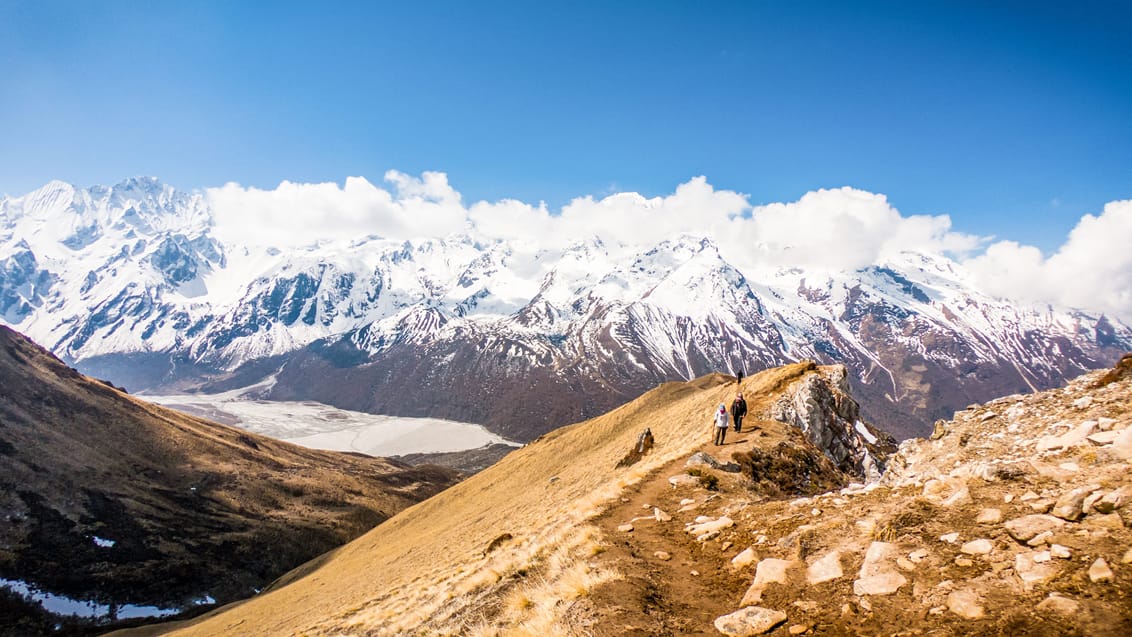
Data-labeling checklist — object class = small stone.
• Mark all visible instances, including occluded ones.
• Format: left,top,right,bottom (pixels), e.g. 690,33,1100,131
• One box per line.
654,550,671,561
722,541,734,552
713,606,787,636
1058,462,1080,472
1019,491,1040,502
1083,491,1105,513
1072,396,1092,409
642,503,652,510
896,557,916,572
1122,548,1132,564
955,557,974,567
1029,499,1054,513
669,474,699,488
690,570,700,576
1087,431,1120,445
617,524,634,533
788,625,810,635
679,498,696,506
653,507,672,522
741,558,796,605
947,589,985,619
858,597,872,611
1088,558,1114,583
1049,544,1071,559
793,600,818,612
806,551,843,585
1027,531,1054,547
811,508,822,517
1087,513,1125,529
961,539,993,555
908,548,929,563
1032,551,1051,563
1003,493,1015,503
1036,594,1080,617
939,532,960,544
976,508,1002,524
687,516,734,537
732,547,757,570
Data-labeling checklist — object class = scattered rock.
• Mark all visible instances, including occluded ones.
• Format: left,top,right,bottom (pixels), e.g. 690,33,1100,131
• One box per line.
1027,531,1054,547
1015,552,1060,590
1111,428,1132,460
722,541,734,552
691,570,700,576
687,516,734,537
742,558,796,604
1051,486,1093,521
1072,396,1093,409
1049,544,1071,559
1032,551,1051,563
686,451,741,473
1122,548,1132,564
788,624,810,635
679,498,696,506
1095,487,1129,513
1036,594,1080,618
1003,493,1015,504
1037,421,1096,451
714,606,787,636
1088,558,1114,583
654,551,671,561
854,542,907,596
939,532,960,544
960,539,993,555
954,557,974,567
976,508,1002,524
806,551,843,585
908,548,929,563
669,474,699,488
653,507,672,522
1087,513,1125,529
617,524,634,533
1004,515,1066,543
732,547,757,570
1088,431,1120,445
896,557,916,572
947,589,985,620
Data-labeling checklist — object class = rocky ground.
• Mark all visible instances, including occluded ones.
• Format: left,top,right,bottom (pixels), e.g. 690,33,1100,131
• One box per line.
588,354,1132,635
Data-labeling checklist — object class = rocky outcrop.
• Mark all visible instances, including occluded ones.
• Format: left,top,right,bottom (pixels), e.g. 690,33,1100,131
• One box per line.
768,364,895,480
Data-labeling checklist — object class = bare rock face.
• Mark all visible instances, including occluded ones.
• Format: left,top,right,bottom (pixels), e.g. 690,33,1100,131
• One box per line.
714,606,788,636
768,365,895,479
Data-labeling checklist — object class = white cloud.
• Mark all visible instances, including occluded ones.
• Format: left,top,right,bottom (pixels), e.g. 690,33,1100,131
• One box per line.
205,170,1130,321
965,199,1132,320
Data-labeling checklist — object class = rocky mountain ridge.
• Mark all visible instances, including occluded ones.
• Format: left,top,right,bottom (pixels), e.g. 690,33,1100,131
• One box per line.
3,178,1129,441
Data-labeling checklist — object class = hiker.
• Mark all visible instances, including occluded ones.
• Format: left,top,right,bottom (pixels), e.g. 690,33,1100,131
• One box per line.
736,368,744,385
730,392,747,433
712,403,729,445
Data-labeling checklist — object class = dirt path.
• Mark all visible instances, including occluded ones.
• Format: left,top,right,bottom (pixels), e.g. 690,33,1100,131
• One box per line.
589,418,793,635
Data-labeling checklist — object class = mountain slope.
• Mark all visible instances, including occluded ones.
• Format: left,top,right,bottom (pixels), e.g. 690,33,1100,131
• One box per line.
0,326,459,635
113,361,886,636
126,355,1131,636
3,178,1129,442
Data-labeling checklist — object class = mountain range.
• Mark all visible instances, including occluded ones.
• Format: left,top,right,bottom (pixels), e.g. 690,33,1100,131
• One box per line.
2,177,1129,441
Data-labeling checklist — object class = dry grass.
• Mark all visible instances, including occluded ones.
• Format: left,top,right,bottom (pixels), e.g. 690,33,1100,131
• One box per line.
129,363,818,637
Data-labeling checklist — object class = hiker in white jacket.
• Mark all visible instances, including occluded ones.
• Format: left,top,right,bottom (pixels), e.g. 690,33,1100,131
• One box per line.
712,403,730,445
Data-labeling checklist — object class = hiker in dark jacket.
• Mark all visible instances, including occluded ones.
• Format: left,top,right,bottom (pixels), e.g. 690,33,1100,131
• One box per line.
730,393,747,433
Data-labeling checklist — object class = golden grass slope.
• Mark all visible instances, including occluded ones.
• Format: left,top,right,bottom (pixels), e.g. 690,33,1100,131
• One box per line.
132,362,818,636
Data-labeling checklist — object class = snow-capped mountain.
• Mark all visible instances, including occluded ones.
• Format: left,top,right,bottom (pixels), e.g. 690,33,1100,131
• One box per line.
2,178,1128,440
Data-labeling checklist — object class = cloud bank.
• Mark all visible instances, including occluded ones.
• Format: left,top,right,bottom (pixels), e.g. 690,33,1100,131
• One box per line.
206,172,1132,321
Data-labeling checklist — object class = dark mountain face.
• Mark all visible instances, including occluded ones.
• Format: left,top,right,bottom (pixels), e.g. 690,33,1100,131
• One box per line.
0,326,458,635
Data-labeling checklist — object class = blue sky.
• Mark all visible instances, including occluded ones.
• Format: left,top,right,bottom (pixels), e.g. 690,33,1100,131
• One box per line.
1,0,1129,252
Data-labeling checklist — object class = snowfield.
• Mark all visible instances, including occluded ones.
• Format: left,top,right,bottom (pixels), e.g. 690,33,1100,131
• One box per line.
144,392,519,457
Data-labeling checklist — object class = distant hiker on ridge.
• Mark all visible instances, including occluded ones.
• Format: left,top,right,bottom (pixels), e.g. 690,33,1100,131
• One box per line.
730,392,747,433
713,403,730,445
736,368,744,385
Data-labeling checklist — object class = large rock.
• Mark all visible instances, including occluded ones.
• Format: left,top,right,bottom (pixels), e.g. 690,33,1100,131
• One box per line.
947,589,985,619
1088,558,1114,583
1004,515,1066,542
686,451,741,473
1095,486,1130,514
714,606,788,636
853,542,906,596
1036,594,1080,618
806,551,844,585
1111,427,1132,460
741,558,796,605
1015,552,1060,590
1037,421,1096,450
1051,487,1093,521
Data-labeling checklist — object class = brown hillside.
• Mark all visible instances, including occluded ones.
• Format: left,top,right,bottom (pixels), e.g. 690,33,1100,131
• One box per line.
0,326,459,635
126,362,836,636
131,355,1132,636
